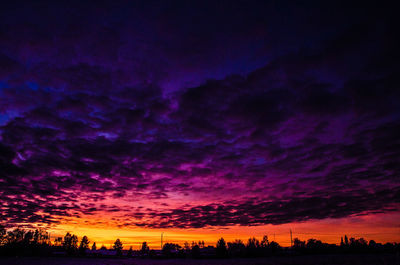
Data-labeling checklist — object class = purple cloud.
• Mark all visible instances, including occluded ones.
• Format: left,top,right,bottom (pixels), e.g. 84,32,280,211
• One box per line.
0,1,398,229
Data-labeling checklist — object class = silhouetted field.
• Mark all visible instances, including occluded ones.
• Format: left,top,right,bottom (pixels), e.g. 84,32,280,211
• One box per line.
1,254,398,265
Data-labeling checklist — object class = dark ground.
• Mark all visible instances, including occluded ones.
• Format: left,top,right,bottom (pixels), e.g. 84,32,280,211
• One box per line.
0,254,399,265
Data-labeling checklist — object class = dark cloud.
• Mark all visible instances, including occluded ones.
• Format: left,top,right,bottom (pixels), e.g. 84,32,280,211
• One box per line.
0,1,398,228
134,187,400,228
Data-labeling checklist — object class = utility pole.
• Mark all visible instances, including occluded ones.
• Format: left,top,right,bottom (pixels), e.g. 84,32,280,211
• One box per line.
161,232,164,250
290,229,293,247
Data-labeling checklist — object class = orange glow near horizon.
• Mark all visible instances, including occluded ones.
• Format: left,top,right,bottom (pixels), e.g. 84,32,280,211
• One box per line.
40,211,400,250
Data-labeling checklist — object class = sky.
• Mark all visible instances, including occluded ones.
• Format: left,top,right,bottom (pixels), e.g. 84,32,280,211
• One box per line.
0,1,399,248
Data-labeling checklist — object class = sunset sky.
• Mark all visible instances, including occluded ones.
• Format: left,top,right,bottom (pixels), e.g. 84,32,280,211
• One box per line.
0,1,399,249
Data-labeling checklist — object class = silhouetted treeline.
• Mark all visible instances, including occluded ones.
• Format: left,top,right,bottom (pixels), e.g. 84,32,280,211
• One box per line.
291,236,399,255
0,227,52,256
0,225,398,258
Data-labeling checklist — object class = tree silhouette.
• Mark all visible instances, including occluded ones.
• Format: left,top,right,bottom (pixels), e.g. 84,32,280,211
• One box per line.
141,241,149,255
8,228,24,244
184,241,190,251
191,241,197,248
293,238,306,249
162,243,182,257
23,231,33,244
63,232,78,254
113,238,123,256
261,235,269,248
31,228,48,245
127,246,133,257
6,230,14,244
369,240,377,247
71,235,78,250
191,244,201,258
91,242,97,251
216,237,227,257
228,239,246,257
79,236,90,254
306,238,323,250
63,232,71,249
0,225,6,245
199,240,205,248
246,237,261,257
33,229,39,244
268,241,281,253
54,237,63,246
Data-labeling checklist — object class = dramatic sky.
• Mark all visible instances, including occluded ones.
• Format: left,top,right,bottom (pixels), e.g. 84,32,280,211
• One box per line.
0,1,399,247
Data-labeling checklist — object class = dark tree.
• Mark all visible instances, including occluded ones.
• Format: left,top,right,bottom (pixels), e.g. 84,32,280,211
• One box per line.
199,240,205,248
162,243,182,257
191,241,197,248
0,226,6,246
246,237,260,256
261,235,269,248
113,238,123,256
32,229,48,245
70,235,78,252
127,246,133,257
216,237,227,257
8,228,24,244
268,241,281,253
306,238,323,250
293,238,306,249
33,229,39,244
247,237,260,248
63,233,71,249
23,231,33,244
191,244,201,258
63,232,78,254
228,239,246,257
184,241,190,251
369,240,377,247
91,242,97,251
54,237,63,246
141,241,149,255
79,236,90,254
